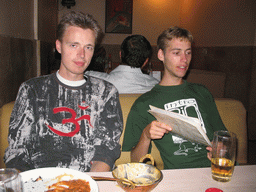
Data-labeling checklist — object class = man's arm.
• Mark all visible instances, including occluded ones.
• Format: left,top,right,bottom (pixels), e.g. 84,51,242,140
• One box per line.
131,121,172,162
4,83,35,171
90,161,111,172
91,85,123,171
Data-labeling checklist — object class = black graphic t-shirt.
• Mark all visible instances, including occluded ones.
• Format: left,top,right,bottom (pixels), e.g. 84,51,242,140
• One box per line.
4,73,123,172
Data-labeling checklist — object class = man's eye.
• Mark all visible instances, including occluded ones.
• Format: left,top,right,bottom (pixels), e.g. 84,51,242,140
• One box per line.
87,46,94,50
186,51,192,55
173,52,179,55
71,44,77,47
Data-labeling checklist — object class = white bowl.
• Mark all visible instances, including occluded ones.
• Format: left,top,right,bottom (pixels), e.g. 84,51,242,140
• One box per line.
21,167,98,192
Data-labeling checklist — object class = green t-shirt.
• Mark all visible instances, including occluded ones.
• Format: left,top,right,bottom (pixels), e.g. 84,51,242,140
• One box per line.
122,81,227,169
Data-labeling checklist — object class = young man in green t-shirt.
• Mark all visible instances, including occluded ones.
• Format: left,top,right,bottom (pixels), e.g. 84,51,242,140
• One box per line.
122,26,226,169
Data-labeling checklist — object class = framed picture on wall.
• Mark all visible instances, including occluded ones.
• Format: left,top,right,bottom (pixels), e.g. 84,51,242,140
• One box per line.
105,0,133,34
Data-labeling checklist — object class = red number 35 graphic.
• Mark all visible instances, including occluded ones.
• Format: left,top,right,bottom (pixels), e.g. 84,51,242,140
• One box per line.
46,105,93,137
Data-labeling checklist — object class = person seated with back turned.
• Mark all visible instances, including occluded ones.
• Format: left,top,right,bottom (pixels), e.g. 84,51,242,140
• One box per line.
86,45,106,72
4,11,123,172
85,35,159,94
122,26,227,169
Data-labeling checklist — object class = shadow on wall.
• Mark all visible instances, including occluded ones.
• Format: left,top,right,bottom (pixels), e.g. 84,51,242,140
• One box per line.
0,35,37,108
41,41,60,75
248,106,256,140
190,46,253,110
185,69,226,98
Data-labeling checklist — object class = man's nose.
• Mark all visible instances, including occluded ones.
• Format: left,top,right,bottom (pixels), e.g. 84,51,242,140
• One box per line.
181,53,188,61
78,48,85,58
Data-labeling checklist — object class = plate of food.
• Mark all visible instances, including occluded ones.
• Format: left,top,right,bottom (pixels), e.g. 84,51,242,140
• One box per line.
20,167,98,192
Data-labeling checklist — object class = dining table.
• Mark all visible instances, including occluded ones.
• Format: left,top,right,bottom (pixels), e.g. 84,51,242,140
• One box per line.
88,165,256,192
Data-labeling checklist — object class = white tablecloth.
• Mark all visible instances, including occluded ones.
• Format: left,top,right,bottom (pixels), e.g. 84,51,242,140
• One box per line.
87,165,256,192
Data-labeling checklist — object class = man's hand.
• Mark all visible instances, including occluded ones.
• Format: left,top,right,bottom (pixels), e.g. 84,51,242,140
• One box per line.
131,120,172,162
206,146,212,161
143,120,172,140
90,161,110,172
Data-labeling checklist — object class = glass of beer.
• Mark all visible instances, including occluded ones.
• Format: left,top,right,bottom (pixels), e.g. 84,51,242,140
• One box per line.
0,168,22,192
211,130,236,182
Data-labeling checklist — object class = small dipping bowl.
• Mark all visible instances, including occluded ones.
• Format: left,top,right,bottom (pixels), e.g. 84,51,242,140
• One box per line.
112,154,163,192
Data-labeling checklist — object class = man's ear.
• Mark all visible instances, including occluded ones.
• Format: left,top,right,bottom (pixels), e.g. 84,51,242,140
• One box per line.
157,49,164,62
55,40,62,54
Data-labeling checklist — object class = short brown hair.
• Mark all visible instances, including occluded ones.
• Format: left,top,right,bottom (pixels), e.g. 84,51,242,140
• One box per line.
57,11,103,43
157,26,193,52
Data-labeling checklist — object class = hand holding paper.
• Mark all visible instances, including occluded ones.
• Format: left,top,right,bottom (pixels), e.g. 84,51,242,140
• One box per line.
143,121,172,140
148,105,212,146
